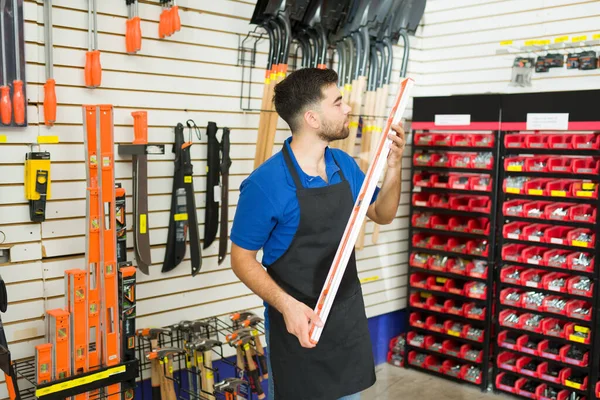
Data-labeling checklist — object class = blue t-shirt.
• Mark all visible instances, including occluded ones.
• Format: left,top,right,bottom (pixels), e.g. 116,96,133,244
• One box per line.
231,136,380,265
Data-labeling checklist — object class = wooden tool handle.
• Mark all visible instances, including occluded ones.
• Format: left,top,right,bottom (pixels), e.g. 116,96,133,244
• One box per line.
253,335,269,379
164,356,176,400
243,343,265,399
203,350,215,400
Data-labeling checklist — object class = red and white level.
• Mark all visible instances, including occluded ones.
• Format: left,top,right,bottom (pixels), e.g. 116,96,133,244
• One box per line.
310,78,414,344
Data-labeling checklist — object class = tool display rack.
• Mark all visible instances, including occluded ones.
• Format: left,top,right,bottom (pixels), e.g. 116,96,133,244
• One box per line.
136,315,265,400
12,358,138,400
491,129,600,400
403,127,501,391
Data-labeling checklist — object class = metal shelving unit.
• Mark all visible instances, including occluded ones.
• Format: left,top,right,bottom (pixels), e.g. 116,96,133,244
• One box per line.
403,129,501,392
491,130,600,400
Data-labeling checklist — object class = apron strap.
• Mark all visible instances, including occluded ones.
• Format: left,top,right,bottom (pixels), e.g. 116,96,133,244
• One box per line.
282,143,348,189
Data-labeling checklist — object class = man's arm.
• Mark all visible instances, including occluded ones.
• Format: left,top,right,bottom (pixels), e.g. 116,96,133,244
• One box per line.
231,244,323,348
367,124,405,225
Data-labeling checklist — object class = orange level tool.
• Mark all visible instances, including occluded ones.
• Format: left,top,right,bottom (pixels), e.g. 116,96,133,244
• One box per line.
35,344,53,385
46,309,70,381
65,269,89,400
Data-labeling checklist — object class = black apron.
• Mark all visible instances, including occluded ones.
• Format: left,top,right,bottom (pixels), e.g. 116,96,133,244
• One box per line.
266,144,376,400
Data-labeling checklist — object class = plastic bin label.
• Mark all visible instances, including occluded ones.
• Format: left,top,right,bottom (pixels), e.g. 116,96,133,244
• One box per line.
575,325,590,333
576,191,593,198
506,188,520,194
570,334,586,343
528,189,543,195
526,113,569,130
572,240,589,247
565,380,581,390
447,330,461,337
550,190,566,197
583,183,596,190
434,114,471,126
507,165,523,172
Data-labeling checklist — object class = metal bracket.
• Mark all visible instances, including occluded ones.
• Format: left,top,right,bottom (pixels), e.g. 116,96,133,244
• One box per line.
117,144,165,156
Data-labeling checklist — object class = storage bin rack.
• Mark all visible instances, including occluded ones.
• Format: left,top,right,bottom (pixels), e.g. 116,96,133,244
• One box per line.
492,130,600,400
403,129,501,391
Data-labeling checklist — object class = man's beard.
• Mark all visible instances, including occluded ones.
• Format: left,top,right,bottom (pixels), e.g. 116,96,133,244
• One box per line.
318,118,349,142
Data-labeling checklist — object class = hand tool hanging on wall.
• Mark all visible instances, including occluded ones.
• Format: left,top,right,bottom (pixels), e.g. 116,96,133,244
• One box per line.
230,311,268,379
215,378,247,400
35,344,53,385
204,122,220,249
11,0,24,125
171,321,196,396
43,0,56,126
137,328,171,400
194,339,221,400
0,0,11,125
148,347,185,400
118,265,136,400
115,185,127,264
46,308,71,381
159,0,181,39
125,0,141,54
64,269,88,400
310,78,414,344
0,276,21,400
85,0,101,88
162,123,202,276
218,127,231,265
237,336,265,399
25,146,51,222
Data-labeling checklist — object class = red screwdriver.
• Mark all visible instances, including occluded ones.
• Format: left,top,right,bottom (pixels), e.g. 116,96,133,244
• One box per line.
0,0,11,125
12,0,25,125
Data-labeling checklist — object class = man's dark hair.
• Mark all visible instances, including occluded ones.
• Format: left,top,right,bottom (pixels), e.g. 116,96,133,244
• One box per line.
273,68,339,132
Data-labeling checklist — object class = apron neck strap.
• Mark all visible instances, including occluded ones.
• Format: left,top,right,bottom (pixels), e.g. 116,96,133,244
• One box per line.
282,142,346,189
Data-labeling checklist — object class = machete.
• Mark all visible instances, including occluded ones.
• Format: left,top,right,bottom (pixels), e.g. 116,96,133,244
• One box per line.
218,127,232,265
0,276,20,400
162,123,202,276
204,121,220,249
131,111,151,275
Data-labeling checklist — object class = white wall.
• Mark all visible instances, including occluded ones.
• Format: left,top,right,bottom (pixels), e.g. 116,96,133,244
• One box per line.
0,1,420,395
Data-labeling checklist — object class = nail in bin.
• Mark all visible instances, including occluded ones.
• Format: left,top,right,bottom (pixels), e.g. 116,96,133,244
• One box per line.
406,129,499,391
493,131,600,400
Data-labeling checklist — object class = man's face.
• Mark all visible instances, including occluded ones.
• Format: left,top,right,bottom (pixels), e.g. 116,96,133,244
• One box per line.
316,84,352,142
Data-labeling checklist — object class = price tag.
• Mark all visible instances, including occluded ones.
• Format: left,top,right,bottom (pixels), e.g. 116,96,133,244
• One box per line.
506,187,520,194
525,282,539,288
527,258,540,265
507,165,523,172
594,33,600,40
527,113,569,130
0,135,5,143
500,40,513,46
555,36,569,43
549,285,561,292
575,325,590,333
525,39,537,46
529,189,543,195
582,182,596,190
572,35,588,43
550,238,563,244
420,293,432,299
184,175,193,183
572,240,589,248
550,190,566,197
413,186,422,193
576,191,593,197
569,334,585,343
434,114,471,126
527,236,541,242
508,233,519,240
447,330,461,337
436,277,447,284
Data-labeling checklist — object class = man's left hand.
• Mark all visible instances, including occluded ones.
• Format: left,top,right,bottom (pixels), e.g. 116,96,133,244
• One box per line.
387,123,406,169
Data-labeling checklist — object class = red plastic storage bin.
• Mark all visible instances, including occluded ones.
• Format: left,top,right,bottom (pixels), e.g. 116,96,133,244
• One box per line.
516,356,538,378
525,178,553,196
429,194,450,209
522,246,546,266
567,276,593,298
567,229,595,249
522,223,550,243
444,300,463,316
501,266,525,284
502,244,526,262
504,179,526,195
567,252,594,273
468,218,490,236
407,331,425,348
429,215,448,231
432,175,451,188
536,384,570,400
409,293,429,310
464,303,485,320
499,309,521,328
538,340,562,361
433,134,451,146
505,156,526,172
414,133,434,146
566,300,592,321
441,340,461,357
569,204,596,223
431,153,450,167
536,363,564,385
496,372,517,393
543,249,569,269
424,335,442,351
520,269,545,288
561,369,588,391
408,351,425,367
430,236,447,251
542,272,569,293
526,134,549,149
498,330,520,350
505,134,526,149
449,195,470,211
503,199,528,217
460,344,483,363
447,217,468,232
409,312,426,328
525,156,550,172
547,180,575,198
470,197,491,213
426,297,445,313
462,324,484,342
503,221,527,240
516,335,539,356
464,282,486,300
410,273,429,289
541,318,566,338
560,344,589,367
522,201,551,219
413,172,433,187
466,240,488,256
545,202,572,221
426,315,444,333
471,153,493,169
500,288,522,307
448,174,471,190
461,364,482,384
427,276,447,292
544,226,572,246
450,134,471,147
548,157,573,173
412,193,431,207
498,352,518,372
446,258,467,275
466,261,488,279
441,360,462,378
518,313,543,332
410,252,430,269
413,152,432,166
543,296,567,315
444,320,464,338
412,233,429,249
573,158,600,174
428,255,449,271
571,182,598,199
444,279,463,296
449,153,471,169
572,134,600,149
469,175,492,192
548,134,573,149
412,213,431,228
564,323,591,344
473,134,494,147
447,238,467,254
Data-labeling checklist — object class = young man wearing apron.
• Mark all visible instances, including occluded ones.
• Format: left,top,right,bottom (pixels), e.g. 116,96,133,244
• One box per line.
231,68,406,400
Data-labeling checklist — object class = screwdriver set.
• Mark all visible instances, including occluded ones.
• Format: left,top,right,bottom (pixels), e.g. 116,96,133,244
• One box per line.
0,0,27,127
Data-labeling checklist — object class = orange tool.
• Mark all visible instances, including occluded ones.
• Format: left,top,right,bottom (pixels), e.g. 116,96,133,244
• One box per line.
35,344,53,384
11,0,24,125
170,0,180,33
85,0,101,88
0,0,12,125
46,309,70,381
158,0,169,38
43,0,56,125
126,0,141,53
65,269,88,400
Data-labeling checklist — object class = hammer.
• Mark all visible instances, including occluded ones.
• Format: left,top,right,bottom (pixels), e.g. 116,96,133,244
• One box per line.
136,328,171,400
147,347,186,400
241,315,269,379
193,339,221,400
226,328,253,374
191,319,211,339
215,378,247,400
171,320,196,393
235,336,265,399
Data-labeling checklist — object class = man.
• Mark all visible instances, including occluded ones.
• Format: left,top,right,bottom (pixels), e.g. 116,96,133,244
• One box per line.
230,68,405,400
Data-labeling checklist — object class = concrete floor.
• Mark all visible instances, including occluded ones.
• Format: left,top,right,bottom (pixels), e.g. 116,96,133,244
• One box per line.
361,364,497,400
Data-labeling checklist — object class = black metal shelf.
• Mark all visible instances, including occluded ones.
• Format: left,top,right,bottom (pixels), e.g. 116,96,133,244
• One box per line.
409,326,484,347
413,186,492,197
498,261,595,280
504,147,600,156
496,367,589,396
497,325,592,349
502,192,597,205
413,166,494,175
500,215,596,228
409,266,488,283
414,145,496,152
504,170,600,182
495,347,590,372
500,282,593,302
503,237,594,252
409,287,488,305
407,364,483,389
405,344,481,366
411,247,491,262
412,226,490,240
498,304,592,327
410,306,487,326
413,206,490,218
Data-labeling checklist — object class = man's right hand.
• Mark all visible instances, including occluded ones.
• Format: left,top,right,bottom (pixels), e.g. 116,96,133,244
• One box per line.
281,297,324,348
